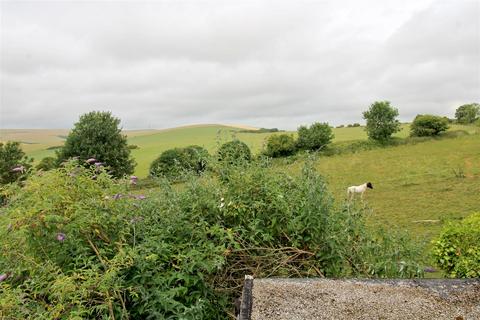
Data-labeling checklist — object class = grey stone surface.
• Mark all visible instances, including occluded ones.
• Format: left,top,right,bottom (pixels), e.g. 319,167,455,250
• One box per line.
251,278,480,320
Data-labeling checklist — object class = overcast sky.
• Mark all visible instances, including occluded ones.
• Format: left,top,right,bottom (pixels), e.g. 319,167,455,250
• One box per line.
1,0,479,130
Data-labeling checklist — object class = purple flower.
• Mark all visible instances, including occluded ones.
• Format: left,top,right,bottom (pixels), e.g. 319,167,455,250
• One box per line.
0,273,9,282
130,176,138,185
56,233,66,242
424,267,437,273
135,195,146,200
113,193,122,200
11,166,24,173
86,158,97,164
94,162,103,167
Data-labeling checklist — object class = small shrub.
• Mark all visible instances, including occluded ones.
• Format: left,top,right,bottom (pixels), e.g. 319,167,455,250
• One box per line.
128,144,139,149
150,145,209,180
264,134,297,158
36,156,57,171
432,212,480,278
410,114,449,137
297,122,334,151
217,140,251,164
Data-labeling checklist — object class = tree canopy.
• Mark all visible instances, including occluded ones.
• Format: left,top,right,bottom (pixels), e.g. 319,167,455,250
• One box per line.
363,101,401,141
296,122,334,151
455,103,479,124
56,111,135,178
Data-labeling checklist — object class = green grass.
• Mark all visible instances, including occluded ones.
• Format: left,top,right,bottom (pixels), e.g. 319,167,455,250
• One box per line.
282,133,480,251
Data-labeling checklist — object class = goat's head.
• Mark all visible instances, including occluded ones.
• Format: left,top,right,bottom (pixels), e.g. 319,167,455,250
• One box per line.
367,182,373,189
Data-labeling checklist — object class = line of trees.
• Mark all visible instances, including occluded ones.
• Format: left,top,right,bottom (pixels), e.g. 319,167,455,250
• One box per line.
1,102,479,184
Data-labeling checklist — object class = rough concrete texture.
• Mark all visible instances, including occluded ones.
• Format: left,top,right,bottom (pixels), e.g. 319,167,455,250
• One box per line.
251,278,480,320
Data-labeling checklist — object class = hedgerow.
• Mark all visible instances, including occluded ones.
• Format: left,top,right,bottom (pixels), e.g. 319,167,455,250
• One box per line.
1,159,423,319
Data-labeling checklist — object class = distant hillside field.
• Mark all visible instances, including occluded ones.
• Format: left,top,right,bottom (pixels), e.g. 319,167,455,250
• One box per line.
1,123,476,177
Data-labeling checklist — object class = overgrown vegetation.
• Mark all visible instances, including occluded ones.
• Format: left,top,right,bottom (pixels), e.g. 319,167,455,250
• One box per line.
432,212,480,278
0,158,424,319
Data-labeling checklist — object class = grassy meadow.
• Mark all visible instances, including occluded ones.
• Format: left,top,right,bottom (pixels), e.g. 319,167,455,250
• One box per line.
285,133,480,243
2,123,478,248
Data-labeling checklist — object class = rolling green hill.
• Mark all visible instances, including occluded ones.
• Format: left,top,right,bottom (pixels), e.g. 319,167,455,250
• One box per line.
1,123,477,178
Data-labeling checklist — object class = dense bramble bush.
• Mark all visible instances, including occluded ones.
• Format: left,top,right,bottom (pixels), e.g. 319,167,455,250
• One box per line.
217,140,251,164
264,134,297,157
432,212,480,278
150,145,209,180
0,159,423,319
410,114,449,137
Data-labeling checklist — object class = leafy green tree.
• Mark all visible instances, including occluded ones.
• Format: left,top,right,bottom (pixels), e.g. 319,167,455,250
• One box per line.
56,111,135,178
0,141,32,185
455,103,480,124
410,115,449,137
36,156,57,171
296,122,334,151
217,140,251,164
264,134,297,157
363,101,401,141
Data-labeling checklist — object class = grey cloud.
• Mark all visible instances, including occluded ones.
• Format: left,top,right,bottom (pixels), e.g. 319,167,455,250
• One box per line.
1,0,478,130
